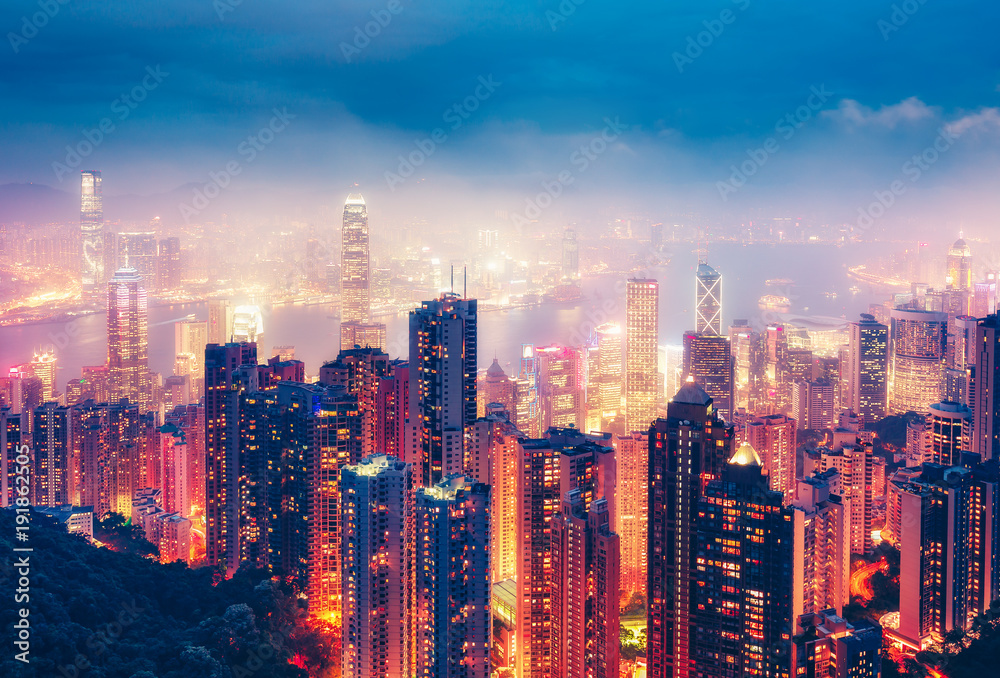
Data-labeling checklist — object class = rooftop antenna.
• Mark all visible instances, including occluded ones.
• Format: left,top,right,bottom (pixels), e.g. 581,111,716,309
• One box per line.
450,265,454,294
463,266,467,299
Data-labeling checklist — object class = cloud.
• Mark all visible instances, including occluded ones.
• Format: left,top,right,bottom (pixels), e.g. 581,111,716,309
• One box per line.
945,108,1000,136
823,97,936,128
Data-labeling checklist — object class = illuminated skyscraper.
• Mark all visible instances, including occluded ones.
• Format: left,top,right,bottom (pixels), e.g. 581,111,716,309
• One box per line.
692,442,794,678
469,412,521,583
972,315,1000,461
31,402,70,507
647,382,733,678
946,237,972,292
695,262,722,335
804,442,875,555
409,293,478,487
107,266,151,412
340,193,386,350
115,231,158,287
207,299,235,345
477,358,515,419
0,408,23,508
28,350,57,402
592,322,623,428
626,279,660,433
682,332,734,422
232,304,264,344
158,237,182,289
889,309,948,415
204,341,258,574
846,314,888,421
792,471,850,617
614,431,648,599
340,455,414,678
536,345,585,430
551,493,620,678
792,379,835,431
743,413,797,499
926,401,971,466
793,611,883,678
414,475,491,678
80,170,104,292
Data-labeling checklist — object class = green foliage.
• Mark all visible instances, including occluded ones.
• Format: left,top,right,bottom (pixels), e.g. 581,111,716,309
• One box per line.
620,623,646,661
96,512,159,558
0,508,335,678
869,412,923,450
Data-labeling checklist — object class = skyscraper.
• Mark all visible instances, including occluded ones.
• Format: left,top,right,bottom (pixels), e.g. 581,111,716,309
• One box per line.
80,170,104,292
158,236,182,289
647,381,733,678
409,293,477,487
107,266,151,412
28,350,57,402
592,322,623,428
477,358,515,419
340,455,414,678
946,237,973,292
536,345,585,430
614,431,648,599
625,279,660,433
846,314,889,421
115,231,158,288
682,332,734,422
695,262,722,335
972,314,1000,461
551,493,620,678
207,299,235,345
926,401,971,466
31,402,70,507
742,413,797,499
340,193,386,350
692,442,794,677
0,408,23,508
469,412,521,583
889,308,948,415
414,475,491,678
792,471,850,617
561,228,579,280
204,342,258,574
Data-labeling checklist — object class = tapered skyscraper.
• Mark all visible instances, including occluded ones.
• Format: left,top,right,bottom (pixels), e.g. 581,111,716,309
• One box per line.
81,170,104,292
107,266,151,412
340,193,385,350
695,262,722,335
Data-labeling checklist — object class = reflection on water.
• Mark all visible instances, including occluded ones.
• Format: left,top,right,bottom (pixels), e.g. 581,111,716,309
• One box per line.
0,243,892,383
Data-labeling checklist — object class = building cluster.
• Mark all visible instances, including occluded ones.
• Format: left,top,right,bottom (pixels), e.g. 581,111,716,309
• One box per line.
4,179,1000,678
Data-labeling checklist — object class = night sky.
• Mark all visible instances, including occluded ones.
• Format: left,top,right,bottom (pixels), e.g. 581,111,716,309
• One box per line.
1,0,998,233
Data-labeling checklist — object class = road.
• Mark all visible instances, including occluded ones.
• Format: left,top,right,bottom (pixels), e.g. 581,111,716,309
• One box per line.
850,558,888,603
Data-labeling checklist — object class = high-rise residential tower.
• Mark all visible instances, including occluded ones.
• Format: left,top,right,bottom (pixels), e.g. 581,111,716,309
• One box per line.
107,266,151,412
562,228,579,280
625,279,660,432
80,170,104,292
695,262,722,335
972,314,1000,461
340,455,414,678
414,475,491,678
409,294,478,486
682,332,734,422
647,381,733,678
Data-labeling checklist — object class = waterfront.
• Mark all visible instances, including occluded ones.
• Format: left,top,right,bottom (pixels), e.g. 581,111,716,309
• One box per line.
0,242,896,385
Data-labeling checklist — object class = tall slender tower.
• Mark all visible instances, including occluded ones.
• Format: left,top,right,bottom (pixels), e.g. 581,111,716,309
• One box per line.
414,475,491,678
625,279,660,432
409,294,478,487
847,314,888,421
972,315,1000,461
80,170,104,292
107,266,151,412
647,381,733,678
341,455,414,678
682,332,734,422
695,262,722,335
340,193,386,350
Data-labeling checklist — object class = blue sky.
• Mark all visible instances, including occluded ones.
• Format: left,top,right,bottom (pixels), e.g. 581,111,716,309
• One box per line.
1,0,998,234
